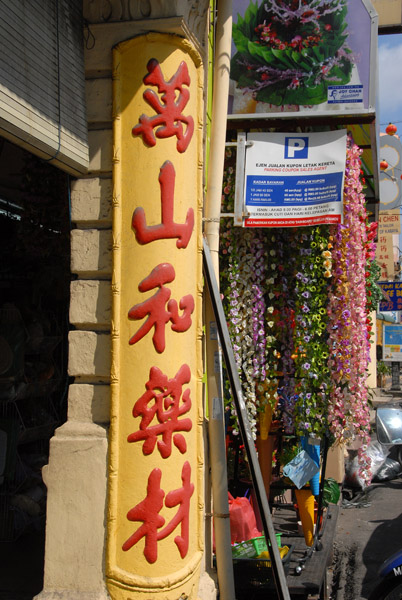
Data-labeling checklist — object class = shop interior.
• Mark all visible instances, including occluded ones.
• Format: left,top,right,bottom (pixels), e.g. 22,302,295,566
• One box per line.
0,137,70,598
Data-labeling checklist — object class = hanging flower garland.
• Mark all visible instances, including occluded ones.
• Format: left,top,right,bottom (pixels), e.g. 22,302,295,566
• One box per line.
327,139,372,484
272,230,297,434
220,139,377,484
220,150,276,437
284,226,331,438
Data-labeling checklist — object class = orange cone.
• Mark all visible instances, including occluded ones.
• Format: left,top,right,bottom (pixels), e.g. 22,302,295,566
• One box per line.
295,489,315,546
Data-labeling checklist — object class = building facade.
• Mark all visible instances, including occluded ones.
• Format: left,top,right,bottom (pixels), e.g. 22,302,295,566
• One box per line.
0,1,215,599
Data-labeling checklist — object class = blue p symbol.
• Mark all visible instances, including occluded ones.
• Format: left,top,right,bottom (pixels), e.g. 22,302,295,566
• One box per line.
284,136,309,159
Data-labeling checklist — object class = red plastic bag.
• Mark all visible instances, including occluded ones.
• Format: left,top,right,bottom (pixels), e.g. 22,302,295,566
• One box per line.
228,492,261,544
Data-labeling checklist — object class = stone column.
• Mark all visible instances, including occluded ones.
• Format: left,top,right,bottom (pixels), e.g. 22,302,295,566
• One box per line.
35,38,114,600
37,3,215,598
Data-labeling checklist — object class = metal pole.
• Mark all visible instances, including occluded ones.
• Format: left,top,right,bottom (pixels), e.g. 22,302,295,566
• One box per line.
203,1,236,596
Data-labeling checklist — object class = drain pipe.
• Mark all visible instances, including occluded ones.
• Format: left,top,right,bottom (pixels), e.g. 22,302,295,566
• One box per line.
203,1,235,599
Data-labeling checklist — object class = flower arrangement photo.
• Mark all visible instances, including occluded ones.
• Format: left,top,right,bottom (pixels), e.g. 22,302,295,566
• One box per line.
230,0,354,108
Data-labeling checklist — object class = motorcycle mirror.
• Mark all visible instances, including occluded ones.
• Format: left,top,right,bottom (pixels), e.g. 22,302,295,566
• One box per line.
376,405,402,445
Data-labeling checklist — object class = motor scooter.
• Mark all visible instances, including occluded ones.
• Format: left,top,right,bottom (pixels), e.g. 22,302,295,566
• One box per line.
366,405,402,599
367,550,402,600
376,403,402,468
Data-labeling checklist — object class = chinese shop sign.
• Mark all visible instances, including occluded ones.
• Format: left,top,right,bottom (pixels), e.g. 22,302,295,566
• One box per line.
243,130,346,227
376,233,395,280
107,34,203,600
378,210,401,236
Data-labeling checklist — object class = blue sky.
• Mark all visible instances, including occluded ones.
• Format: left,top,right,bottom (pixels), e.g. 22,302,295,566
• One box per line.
378,34,402,133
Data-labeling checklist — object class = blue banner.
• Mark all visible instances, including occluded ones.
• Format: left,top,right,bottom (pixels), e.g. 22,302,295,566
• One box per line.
379,281,402,312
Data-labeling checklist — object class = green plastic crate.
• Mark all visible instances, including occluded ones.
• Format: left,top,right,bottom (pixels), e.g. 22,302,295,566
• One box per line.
232,533,282,559
231,540,257,559
251,533,282,556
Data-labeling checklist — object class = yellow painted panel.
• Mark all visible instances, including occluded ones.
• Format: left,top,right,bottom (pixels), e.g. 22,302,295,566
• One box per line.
107,34,204,600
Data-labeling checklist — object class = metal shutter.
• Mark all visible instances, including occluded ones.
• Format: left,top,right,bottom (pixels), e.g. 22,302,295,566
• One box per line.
0,0,88,175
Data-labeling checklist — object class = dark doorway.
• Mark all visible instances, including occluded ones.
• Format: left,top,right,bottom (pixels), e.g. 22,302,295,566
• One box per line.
0,138,70,599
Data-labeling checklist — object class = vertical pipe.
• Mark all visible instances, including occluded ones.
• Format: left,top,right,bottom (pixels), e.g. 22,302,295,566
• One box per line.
204,1,235,598
204,0,232,274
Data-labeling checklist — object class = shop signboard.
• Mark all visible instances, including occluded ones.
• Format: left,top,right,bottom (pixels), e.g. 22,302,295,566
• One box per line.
243,130,346,227
379,210,401,235
228,0,377,119
108,34,203,600
378,281,402,312
383,324,402,361
376,233,396,280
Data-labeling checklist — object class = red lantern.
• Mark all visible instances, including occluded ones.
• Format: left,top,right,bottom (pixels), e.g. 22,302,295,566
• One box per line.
380,159,389,171
386,123,397,136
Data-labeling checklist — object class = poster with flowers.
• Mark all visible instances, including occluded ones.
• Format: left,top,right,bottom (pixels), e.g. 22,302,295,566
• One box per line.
220,134,382,489
228,0,375,117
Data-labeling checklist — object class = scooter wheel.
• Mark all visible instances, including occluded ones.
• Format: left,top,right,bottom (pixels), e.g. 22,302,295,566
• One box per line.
367,575,402,600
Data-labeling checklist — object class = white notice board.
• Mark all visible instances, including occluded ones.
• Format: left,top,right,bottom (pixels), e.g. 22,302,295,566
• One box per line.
243,130,347,228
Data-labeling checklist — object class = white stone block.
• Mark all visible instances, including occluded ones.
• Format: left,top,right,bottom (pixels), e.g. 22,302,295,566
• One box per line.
70,280,111,328
86,79,112,123
67,383,110,424
88,129,113,174
70,177,112,225
68,331,111,380
71,229,112,278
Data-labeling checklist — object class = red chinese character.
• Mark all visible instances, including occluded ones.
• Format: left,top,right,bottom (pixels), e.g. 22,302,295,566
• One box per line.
132,161,194,249
123,462,194,563
132,59,194,153
122,468,165,561
128,364,192,457
128,263,194,353
158,461,193,559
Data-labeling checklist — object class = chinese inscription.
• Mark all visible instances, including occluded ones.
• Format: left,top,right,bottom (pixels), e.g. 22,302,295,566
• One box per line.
126,56,196,565
132,59,194,153
128,364,192,458
123,462,194,563
132,161,194,249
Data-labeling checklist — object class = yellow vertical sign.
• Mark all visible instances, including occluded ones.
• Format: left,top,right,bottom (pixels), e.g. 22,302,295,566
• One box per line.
376,231,395,280
108,34,204,599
